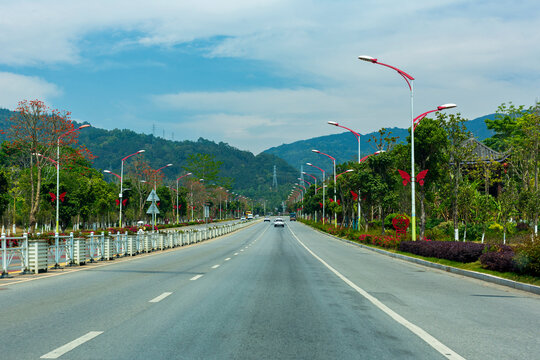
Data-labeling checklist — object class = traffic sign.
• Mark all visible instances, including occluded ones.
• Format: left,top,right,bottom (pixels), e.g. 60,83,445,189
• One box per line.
146,203,160,214
146,189,160,202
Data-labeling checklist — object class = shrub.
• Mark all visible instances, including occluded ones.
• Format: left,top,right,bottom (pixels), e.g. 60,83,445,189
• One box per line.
479,245,516,272
516,222,529,232
513,235,540,276
399,240,485,263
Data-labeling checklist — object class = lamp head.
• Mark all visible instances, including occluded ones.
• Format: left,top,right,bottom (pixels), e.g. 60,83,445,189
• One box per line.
137,149,145,153
375,150,386,154
166,163,173,167
358,55,377,63
312,149,320,154
306,162,312,166
346,169,354,173
104,170,111,173
78,124,91,129
437,103,457,110
327,121,339,126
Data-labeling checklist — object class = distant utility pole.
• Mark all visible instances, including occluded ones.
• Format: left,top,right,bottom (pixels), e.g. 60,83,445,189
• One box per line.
272,165,278,188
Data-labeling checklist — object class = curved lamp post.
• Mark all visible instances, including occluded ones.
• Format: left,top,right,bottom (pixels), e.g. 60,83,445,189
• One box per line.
116,150,145,228
328,120,363,230
312,149,337,227
55,124,90,234
307,162,326,224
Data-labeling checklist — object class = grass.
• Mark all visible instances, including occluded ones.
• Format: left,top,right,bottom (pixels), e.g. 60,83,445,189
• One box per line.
302,220,540,287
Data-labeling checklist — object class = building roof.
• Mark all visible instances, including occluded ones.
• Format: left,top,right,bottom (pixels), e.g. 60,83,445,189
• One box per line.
462,138,509,163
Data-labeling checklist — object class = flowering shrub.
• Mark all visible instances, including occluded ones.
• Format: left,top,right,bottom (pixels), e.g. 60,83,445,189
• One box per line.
479,245,515,272
399,240,485,263
357,234,401,249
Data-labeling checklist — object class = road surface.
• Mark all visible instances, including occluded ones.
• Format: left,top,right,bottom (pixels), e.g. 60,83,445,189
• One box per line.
1,220,539,359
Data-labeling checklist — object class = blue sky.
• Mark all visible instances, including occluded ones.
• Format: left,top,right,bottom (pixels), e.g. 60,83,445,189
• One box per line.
1,0,539,154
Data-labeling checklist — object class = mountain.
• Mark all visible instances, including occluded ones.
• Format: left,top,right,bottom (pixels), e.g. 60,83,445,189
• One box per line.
262,116,495,173
0,109,297,208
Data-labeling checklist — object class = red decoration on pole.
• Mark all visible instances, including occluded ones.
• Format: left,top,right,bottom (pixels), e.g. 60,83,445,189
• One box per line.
319,202,323,208
122,198,128,206
115,199,120,206
397,169,428,186
50,192,67,203
350,191,358,201
392,215,410,238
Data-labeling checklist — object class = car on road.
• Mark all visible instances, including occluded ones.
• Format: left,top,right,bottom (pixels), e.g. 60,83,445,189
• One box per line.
264,217,271,222
274,218,285,227
289,212,297,221
240,216,246,221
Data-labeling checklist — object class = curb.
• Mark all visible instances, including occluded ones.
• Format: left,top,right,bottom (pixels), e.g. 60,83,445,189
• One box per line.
307,224,540,296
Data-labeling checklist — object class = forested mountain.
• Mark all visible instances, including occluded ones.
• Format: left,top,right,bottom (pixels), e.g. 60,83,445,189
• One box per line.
0,108,298,209
262,116,495,173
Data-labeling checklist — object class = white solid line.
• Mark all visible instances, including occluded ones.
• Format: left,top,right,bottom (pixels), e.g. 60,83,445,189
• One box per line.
212,264,220,269
287,227,466,360
190,274,203,281
41,331,103,359
225,258,231,261
149,292,173,303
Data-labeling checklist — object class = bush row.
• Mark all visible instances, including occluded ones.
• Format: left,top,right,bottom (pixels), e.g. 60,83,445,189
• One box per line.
399,240,485,263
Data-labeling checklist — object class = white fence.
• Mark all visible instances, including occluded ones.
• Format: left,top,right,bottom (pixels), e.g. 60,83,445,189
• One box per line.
1,222,249,277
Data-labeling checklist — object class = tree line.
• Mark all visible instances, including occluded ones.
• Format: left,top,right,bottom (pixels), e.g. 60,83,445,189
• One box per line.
289,102,539,242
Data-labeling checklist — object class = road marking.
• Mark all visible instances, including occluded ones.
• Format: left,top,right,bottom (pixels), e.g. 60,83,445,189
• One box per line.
190,274,203,281
211,264,220,269
149,292,172,303
225,258,231,261
287,226,465,360
234,253,239,256
40,331,103,359
240,249,244,252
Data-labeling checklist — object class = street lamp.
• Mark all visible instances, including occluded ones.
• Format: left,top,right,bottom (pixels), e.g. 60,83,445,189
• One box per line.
116,149,145,228
55,124,90,234
359,55,457,240
312,150,337,227
307,162,326,224
302,172,318,193
328,120,363,230
358,55,420,238
176,172,192,224
336,169,354,178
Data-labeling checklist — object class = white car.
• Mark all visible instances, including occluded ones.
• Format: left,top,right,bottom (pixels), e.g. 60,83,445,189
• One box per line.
274,218,285,227
240,216,246,221
264,217,271,222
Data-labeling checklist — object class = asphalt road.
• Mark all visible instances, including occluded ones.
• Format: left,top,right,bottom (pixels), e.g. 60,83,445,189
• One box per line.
1,220,539,359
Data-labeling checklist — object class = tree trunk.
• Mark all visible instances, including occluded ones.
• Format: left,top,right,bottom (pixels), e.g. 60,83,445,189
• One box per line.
420,190,426,241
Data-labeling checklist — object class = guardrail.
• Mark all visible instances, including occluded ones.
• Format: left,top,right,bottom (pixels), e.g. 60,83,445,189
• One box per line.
1,221,251,277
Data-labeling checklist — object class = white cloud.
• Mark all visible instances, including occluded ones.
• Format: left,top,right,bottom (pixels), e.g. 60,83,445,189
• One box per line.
1,0,539,151
0,72,61,109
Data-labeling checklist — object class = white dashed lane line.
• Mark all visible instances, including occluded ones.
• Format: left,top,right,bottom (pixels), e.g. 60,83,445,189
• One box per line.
149,292,172,303
190,275,204,281
225,258,231,261
211,264,220,269
41,331,103,359
234,253,239,255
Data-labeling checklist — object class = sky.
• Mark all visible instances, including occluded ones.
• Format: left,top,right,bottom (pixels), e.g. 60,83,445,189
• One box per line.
1,0,539,154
